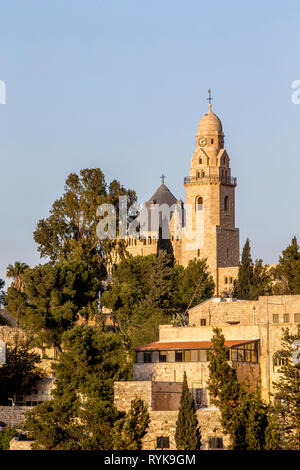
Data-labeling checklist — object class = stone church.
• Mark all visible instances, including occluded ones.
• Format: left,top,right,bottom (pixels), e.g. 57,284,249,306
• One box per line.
125,96,239,295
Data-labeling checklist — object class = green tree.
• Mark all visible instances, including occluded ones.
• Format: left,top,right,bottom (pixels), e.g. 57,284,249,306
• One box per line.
207,328,281,450
175,372,201,450
5,260,100,351
6,261,30,291
173,258,214,311
33,168,136,278
236,239,271,300
0,277,5,307
24,325,128,450
113,398,150,450
236,238,253,300
273,237,300,295
272,325,300,449
0,427,17,450
0,334,42,405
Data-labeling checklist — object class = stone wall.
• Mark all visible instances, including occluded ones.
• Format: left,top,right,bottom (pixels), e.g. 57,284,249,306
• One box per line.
0,406,32,427
10,437,33,450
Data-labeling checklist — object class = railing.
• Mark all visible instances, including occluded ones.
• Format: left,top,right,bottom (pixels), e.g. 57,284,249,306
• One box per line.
184,175,237,186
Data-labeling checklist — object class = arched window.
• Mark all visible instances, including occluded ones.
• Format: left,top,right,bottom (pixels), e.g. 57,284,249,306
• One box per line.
224,196,229,212
202,170,205,177
207,157,210,165
196,196,203,211
199,158,202,164
197,171,201,179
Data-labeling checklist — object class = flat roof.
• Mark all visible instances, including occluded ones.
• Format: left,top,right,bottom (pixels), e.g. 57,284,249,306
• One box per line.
134,339,258,352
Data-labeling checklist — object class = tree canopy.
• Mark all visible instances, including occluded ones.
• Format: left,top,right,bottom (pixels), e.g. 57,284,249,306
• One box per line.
5,260,101,350
33,168,136,278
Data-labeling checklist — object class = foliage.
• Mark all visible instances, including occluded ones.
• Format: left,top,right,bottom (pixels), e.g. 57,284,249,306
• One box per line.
5,260,100,350
33,168,136,278
0,427,17,450
24,325,128,450
173,259,214,311
207,328,281,450
236,238,271,300
0,278,4,306
0,334,42,405
273,237,300,295
6,262,30,291
113,398,150,450
175,372,201,450
272,325,300,449
102,252,214,349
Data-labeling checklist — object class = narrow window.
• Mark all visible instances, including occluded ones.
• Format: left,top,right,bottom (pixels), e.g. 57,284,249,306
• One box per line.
208,437,223,449
199,158,202,164
200,318,206,326
225,277,228,284
273,314,279,324
196,196,203,211
197,248,200,257
156,437,170,449
224,196,229,212
283,313,290,323
211,139,214,144
294,313,300,323
226,248,229,258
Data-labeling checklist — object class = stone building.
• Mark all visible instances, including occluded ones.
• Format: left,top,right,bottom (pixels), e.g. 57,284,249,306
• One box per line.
124,95,239,295
114,294,300,450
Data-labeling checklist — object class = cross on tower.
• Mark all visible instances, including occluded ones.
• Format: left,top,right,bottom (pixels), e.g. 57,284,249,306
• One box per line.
207,89,213,106
160,174,166,184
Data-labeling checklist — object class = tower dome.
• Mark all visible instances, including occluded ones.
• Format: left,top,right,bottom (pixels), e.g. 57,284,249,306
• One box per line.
198,103,223,133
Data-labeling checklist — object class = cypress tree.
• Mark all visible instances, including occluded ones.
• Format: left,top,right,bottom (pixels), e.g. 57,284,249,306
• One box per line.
175,372,201,450
236,238,253,300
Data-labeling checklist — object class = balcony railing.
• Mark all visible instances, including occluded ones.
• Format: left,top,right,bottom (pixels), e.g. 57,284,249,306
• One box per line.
184,175,237,186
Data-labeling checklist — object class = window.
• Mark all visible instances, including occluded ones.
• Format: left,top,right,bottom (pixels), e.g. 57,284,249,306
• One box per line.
199,158,202,164
196,196,203,211
208,437,223,449
273,353,288,368
199,350,208,362
224,196,229,212
283,314,290,323
207,157,210,165
175,351,183,362
144,352,152,363
184,350,191,362
156,437,170,449
224,277,228,284
229,277,233,284
136,351,144,363
273,314,279,324
294,313,300,323
191,350,198,361
211,139,214,144
197,249,200,257
195,388,206,407
152,351,159,363
159,351,167,362
200,318,206,326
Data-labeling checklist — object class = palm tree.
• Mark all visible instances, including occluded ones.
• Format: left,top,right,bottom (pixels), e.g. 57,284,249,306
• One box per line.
6,261,30,292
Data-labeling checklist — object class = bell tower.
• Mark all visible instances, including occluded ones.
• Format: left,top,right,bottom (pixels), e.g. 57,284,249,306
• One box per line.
182,91,239,294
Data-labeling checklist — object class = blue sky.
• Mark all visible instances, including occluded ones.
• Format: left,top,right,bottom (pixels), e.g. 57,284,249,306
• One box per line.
0,0,300,284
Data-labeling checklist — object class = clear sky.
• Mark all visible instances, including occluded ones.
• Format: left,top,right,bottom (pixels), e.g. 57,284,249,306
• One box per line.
0,0,300,285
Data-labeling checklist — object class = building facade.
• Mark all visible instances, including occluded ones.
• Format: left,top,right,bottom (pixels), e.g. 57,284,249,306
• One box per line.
114,294,300,450
124,100,240,295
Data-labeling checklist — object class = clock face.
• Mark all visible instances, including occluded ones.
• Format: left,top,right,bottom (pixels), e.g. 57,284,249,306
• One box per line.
198,136,207,147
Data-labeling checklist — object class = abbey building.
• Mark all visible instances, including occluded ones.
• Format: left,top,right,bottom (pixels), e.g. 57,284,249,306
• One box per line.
125,99,240,295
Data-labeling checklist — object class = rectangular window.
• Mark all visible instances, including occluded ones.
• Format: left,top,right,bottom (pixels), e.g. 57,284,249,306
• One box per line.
199,350,208,362
156,436,170,449
175,350,183,362
152,351,159,363
184,350,191,362
195,388,206,406
283,314,290,323
200,318,206,326
294,313,300,323
159,351,167,362
229,277,233,284
273,314,279,324
136,351,144,363
191,350,198,362
251,350,258,363
144,352,152,363
208,437,223,449
244,350,251,362
224,277,228,284
167,350,175,363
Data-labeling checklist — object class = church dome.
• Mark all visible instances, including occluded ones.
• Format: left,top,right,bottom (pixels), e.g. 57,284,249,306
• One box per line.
198,104,223,133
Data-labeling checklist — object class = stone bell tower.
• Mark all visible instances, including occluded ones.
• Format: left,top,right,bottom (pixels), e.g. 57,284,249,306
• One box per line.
182,91,240,294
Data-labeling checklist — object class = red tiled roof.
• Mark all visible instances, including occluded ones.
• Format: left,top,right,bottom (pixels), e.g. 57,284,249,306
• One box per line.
134,339,257,351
